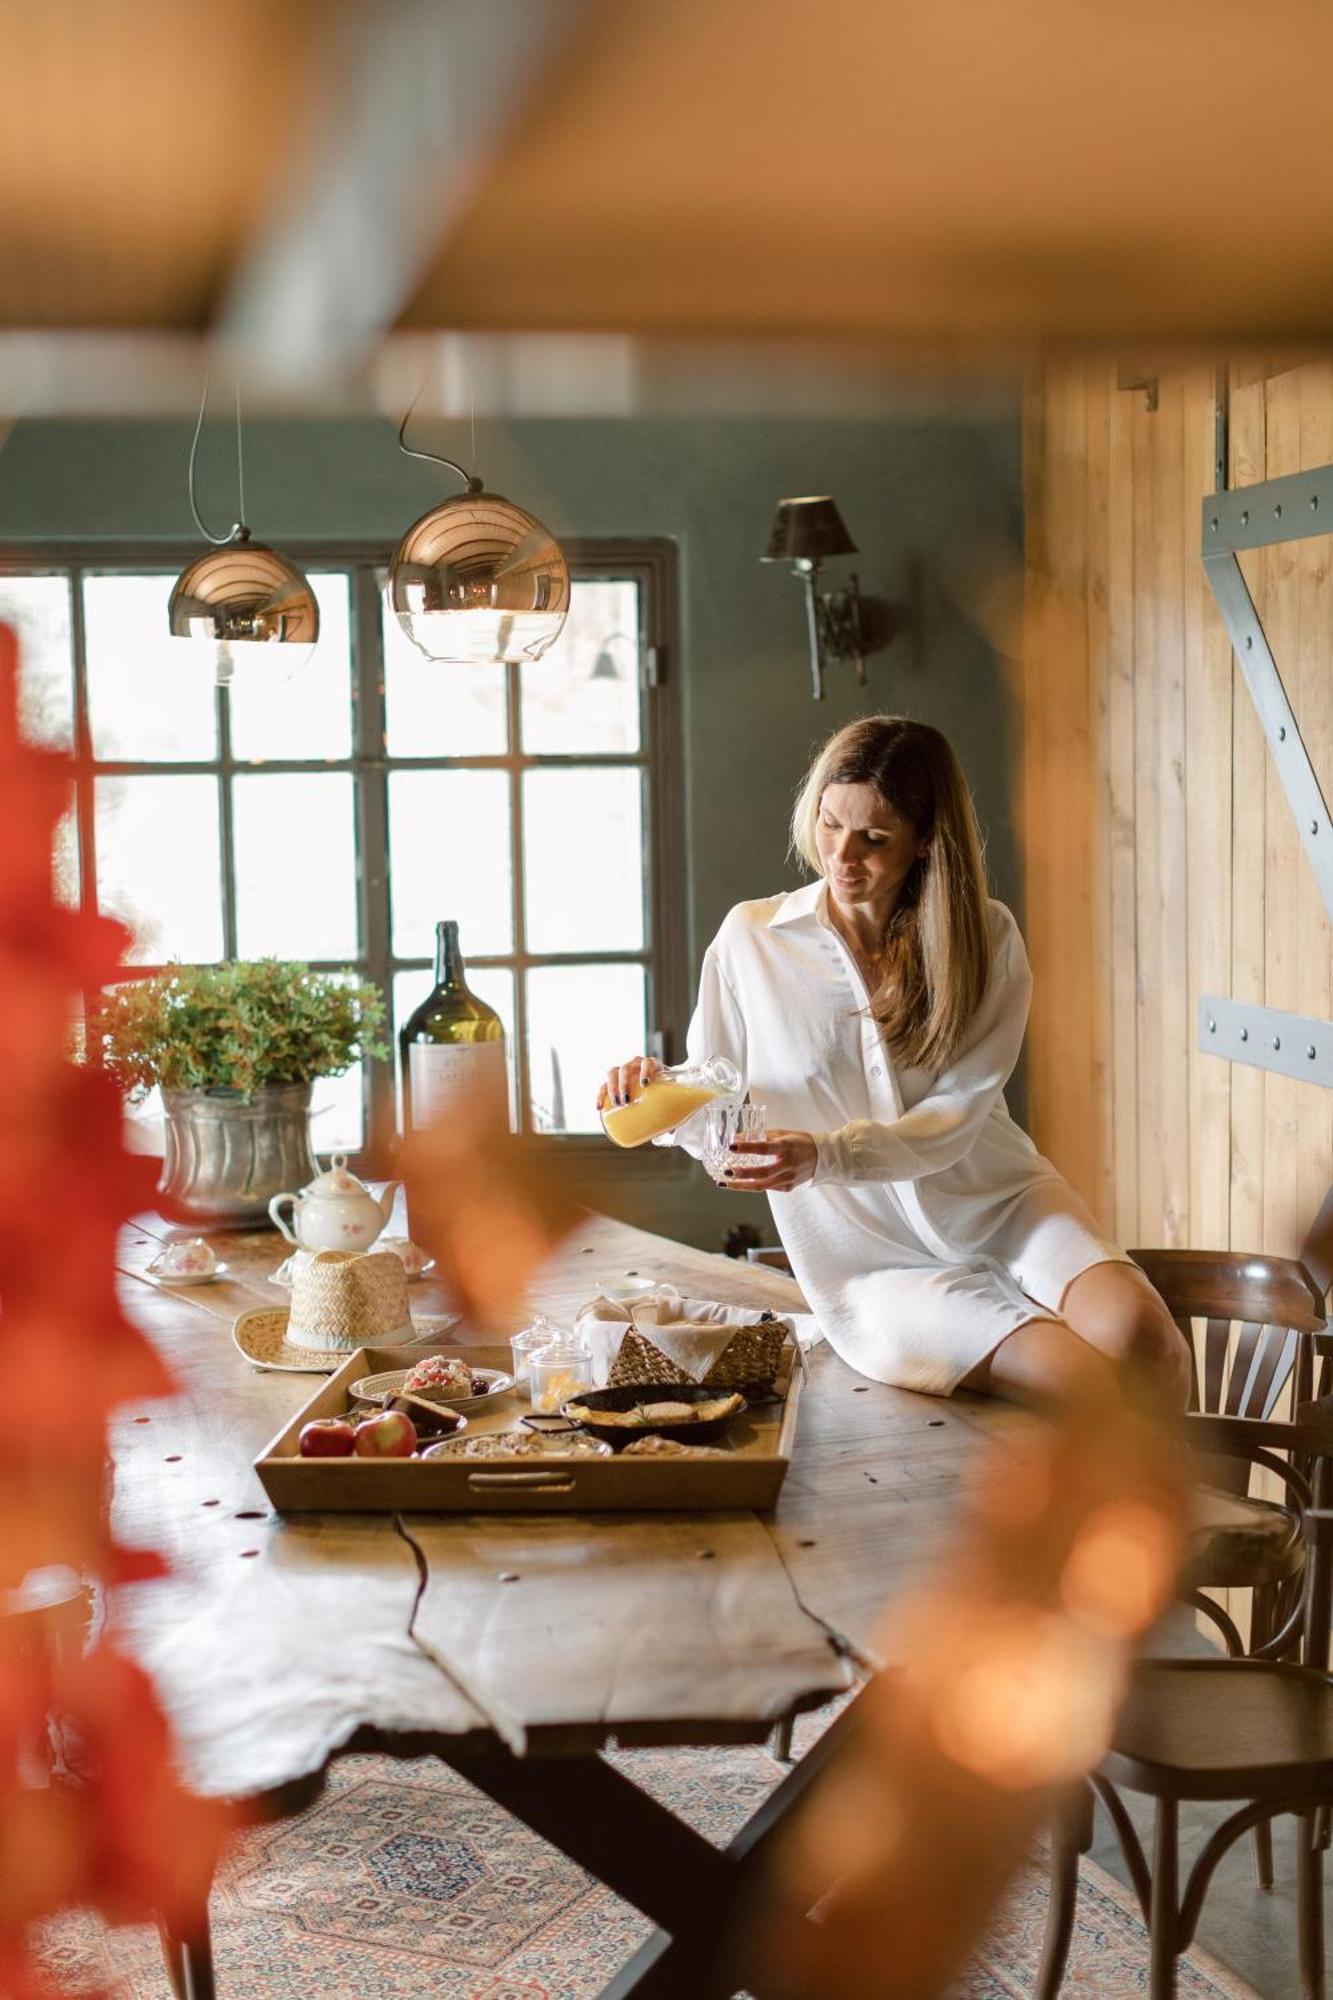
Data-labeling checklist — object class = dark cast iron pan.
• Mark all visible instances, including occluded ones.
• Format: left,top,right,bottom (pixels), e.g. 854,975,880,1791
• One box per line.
523,1381,747,1452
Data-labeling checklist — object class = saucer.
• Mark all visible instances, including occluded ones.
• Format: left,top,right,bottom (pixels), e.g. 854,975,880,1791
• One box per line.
148,1261,229,1286
273,1247,436,1287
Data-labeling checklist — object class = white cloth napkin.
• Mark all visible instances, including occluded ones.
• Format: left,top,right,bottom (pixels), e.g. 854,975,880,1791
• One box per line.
575,1287,819,1386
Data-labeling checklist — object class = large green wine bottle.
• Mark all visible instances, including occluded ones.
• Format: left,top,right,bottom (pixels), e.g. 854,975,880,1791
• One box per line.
399,920,506,1135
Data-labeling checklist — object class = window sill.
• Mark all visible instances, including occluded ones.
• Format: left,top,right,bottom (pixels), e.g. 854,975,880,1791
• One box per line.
539,1137,695,1180
360,1135,694,1182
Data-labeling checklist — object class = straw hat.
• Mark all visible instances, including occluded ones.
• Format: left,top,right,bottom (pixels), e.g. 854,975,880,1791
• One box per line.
233,1249,453,1373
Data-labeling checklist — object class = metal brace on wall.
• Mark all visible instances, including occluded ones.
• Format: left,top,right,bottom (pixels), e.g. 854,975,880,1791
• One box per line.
1200,462,1333,1086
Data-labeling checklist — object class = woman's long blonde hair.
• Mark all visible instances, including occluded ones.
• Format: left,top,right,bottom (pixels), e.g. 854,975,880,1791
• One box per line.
790,716,992,1072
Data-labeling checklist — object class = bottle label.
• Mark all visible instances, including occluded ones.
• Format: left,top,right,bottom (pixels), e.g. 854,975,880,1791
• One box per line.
409,1040,507,1129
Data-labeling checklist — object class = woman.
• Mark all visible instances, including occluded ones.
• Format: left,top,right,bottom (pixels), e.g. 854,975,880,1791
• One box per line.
602,716,1187,1407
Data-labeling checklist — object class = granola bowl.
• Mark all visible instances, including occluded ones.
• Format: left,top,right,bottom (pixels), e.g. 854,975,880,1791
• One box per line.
420,1430,611,1462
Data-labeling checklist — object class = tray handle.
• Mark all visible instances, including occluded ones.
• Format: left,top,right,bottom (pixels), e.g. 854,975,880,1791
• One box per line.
466,1471,578,1492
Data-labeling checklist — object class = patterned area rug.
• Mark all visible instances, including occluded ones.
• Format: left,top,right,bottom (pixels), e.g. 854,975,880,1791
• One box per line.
36,1728,1258,1999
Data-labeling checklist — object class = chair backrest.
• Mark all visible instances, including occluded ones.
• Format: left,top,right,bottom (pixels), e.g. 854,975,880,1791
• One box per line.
1299,1184,1333,1306
1130,1248,1325,1420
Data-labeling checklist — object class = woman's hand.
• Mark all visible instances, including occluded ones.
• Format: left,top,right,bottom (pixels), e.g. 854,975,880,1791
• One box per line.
722,1130,818,1193
597,1055,662,1111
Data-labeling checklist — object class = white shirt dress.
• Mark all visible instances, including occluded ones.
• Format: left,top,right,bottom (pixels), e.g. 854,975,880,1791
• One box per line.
685,881,1130,1395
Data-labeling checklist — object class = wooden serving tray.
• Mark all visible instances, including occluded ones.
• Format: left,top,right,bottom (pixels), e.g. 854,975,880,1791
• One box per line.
255,1342,803,1514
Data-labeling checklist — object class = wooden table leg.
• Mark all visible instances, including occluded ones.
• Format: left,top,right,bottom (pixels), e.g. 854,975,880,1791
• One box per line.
444,1745,740,1938
156,1909,216,2000
600,1929,736,2000
454,1697,867,1997
451,1750,772,1996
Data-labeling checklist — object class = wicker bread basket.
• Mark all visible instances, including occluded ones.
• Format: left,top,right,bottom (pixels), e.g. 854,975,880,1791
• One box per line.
605,1316,791,1391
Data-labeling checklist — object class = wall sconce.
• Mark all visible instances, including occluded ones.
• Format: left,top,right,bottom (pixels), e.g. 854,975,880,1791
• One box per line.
590,630,632,681
760,495,902,701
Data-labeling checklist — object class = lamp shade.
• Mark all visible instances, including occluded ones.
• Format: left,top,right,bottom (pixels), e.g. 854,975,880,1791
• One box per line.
761,495,858,563
168,535,320,650
387,490,570,664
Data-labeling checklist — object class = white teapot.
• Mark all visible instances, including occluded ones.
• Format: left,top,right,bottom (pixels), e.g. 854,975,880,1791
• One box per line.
267,1153,401,1254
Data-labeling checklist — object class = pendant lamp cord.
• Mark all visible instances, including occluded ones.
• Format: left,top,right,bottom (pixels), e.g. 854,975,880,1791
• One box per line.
187,357,239,546
235,361,247,532
397,374,483,493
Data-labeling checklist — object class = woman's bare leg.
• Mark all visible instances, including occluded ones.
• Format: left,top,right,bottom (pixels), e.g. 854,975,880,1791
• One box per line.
1059,1260,1191,1406
960,1315,1117,1409
961,1263,1189,1410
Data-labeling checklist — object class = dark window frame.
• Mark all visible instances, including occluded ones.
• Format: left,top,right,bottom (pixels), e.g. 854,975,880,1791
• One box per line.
2,536,688,1176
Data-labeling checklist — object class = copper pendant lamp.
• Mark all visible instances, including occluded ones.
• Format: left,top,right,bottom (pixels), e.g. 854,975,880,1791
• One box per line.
168,361,319,685
386,412,569,665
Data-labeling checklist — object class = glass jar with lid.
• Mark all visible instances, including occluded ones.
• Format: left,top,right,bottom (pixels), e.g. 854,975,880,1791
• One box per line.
528,1333,596,1415
510,1313,561,1398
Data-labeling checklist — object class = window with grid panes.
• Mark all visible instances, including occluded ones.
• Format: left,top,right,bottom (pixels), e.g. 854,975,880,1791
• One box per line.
1,541,684,1169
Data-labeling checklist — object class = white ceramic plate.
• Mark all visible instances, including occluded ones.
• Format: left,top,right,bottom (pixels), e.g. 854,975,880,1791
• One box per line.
147,1262,230,1285
349,1365,513,1414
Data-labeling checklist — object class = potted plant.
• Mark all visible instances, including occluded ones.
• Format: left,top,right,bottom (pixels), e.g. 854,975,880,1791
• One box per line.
88,960,387,1225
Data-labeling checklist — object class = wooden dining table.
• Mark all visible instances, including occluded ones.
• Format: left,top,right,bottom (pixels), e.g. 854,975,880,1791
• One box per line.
109,1206,1019,1999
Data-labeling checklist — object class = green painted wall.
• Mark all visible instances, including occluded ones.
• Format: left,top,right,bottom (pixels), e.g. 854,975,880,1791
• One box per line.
0,411,1022,1250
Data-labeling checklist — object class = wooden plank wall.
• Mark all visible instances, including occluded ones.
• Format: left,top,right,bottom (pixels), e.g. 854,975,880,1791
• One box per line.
1023,357,1333,1267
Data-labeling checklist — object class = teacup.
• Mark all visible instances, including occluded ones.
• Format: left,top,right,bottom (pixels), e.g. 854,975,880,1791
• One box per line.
377,1235,433,1279
152,1237,218,1280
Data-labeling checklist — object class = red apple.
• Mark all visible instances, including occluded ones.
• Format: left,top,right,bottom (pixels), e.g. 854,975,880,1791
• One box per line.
298,1418,356,1459
353,1410,417,1458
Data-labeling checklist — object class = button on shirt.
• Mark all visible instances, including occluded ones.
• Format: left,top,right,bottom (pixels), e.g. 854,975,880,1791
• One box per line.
684,881,1072,1389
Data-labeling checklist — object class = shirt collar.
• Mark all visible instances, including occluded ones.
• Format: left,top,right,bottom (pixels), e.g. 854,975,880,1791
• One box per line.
767,879,827,929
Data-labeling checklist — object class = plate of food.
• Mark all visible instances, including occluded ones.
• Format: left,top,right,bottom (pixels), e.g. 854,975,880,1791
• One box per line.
349,1355,513,1414
551,1382,746,1450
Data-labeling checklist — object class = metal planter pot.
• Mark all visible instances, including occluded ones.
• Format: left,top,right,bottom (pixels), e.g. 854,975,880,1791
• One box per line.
159,1082,319,1226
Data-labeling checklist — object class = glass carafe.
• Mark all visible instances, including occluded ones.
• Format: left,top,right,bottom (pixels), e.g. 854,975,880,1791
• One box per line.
600,1055,741,1150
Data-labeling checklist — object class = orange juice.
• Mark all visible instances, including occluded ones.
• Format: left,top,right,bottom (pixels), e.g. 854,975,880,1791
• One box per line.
601,1080,722,1148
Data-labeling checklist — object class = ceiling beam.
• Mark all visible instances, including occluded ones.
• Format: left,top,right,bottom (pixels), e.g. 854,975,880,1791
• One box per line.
221,0,590,387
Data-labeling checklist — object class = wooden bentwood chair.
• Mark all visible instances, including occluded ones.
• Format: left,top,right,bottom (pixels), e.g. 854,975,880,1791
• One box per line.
1133,1251,1330,1698
1039,1510,1333,2000
749,1243,1327,1700
1038,1250,1333,1999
